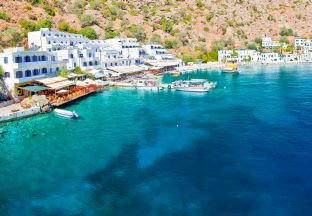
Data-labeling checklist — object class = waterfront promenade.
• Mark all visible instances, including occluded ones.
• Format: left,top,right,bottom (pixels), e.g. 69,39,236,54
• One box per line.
0,103,40,123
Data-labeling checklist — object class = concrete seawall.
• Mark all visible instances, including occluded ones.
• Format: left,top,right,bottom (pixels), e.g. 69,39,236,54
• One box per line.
0,106,41,123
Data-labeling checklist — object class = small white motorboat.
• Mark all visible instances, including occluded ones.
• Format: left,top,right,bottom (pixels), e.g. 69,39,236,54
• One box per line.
135,79,163,91
173,79,216,92
54,108,79,119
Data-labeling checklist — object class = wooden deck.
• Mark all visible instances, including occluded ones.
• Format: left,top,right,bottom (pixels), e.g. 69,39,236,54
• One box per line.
51,89,97,107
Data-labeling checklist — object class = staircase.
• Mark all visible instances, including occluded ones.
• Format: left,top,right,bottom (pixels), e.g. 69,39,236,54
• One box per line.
0,78,12,101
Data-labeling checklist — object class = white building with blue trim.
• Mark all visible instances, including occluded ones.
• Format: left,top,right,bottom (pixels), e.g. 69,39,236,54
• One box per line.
294,38,312,53
0,47,66,89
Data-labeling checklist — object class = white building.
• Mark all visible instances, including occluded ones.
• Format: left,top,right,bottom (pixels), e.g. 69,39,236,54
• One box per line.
56,47,100,71
105,37,145,64
142,44,176,61
294,38,312,53
299,52,312,62
260,52,282,63
281,53,301,62
218,50,234,62
262,37,286,48
218,49,260,62
28,29,136,70
28,28,89,52
0,47,66,89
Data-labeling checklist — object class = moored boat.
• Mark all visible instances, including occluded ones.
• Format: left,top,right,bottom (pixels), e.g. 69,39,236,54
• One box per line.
54,108,79,119
221,63,239,73
173,79,216,92
135,79,164,91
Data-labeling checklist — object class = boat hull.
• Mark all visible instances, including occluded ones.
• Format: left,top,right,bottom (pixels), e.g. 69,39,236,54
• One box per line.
136,86,163,91
175,88,209,92
221,69,239,73
54,109,78,119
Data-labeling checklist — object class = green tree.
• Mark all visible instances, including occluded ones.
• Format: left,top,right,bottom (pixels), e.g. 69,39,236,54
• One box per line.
73,66,84,74
26,0,41,5
57,22,78,33
44,5,56,16
196,0,204,8
206,13,214,22
206,50,218,62
126,24,146,42
0,28,23,47
57,67,68,78
19,20,39,32
160,17,173,33
182,55,195,63
254,37,262,45
104,25,119,39
150,34,162,44
38,19,52,29
80,14,98,27
0,11,10,21
163,39,178,49
89,0,105,10
246,42,257,50
0,65,4,78
231,50,238,57
79,27,98,39
280,27,294,36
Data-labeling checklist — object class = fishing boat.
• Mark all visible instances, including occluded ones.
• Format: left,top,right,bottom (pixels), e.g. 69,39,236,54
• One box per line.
135,79,164,91
54,108,79,119
173,79,216,92
221,63,239,73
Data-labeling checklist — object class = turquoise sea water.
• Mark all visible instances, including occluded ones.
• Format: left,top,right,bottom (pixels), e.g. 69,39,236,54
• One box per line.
1,65,312,215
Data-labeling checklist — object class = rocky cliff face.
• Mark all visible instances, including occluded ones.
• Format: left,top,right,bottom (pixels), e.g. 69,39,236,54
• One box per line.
0,0,312,57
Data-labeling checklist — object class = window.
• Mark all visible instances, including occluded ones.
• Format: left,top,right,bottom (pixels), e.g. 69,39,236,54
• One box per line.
88,53,92,58
4,72,10,78
74,63,77,67
48,41,51,44
32,56,38,62
41,56,47,61
25,70,32,77
51,56,56,62
89,61,93,66
43,34,46,37
4,57,8,64
70,54,74,59
24,56,31,62
42,68,47,74
16,71,23,78
33,69,40,76
15,56,23,63
56,67,59,72
83,62,87,67
94,61,98,65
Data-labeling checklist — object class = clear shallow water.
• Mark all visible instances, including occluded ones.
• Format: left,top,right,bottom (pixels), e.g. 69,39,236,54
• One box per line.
1,65,312,215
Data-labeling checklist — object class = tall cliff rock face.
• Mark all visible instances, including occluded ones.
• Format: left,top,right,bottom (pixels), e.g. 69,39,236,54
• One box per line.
0,0,311,56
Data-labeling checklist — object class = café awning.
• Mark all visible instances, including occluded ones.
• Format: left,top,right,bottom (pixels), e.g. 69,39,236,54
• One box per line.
46,80,75,90
18,85,48,93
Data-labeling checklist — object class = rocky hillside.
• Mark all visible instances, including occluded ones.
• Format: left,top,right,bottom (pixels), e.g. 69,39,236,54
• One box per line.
0,0,312,59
